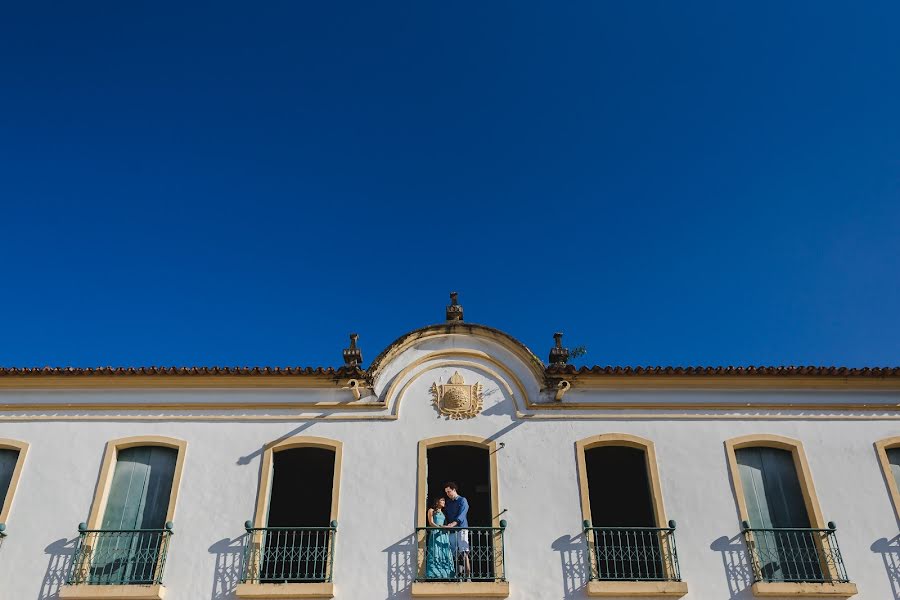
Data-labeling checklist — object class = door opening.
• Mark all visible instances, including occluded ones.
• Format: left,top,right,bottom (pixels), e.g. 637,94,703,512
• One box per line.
425,445,495,581
585,445,662,580
261,447,335,582
736,446,821,582
585,446,655,527
268,447,334,527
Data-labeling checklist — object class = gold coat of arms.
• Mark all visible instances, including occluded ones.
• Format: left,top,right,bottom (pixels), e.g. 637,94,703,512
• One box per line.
430,371,483,419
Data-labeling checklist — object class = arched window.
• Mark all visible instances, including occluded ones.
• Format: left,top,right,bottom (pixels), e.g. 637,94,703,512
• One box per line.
63,436,186,598
412,436,508,598
0,439,29,534
724,435,856,596
237,437,341,599
875,437,900,522
575,434,686,597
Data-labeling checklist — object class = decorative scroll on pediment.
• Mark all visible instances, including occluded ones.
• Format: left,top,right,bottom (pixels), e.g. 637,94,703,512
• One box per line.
430,371,483,419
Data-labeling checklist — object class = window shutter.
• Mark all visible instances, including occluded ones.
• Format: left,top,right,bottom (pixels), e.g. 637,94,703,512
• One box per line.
102,446,176,530
736,446,818,583
736,447,810,529
0,449,19,507
886,448,900,494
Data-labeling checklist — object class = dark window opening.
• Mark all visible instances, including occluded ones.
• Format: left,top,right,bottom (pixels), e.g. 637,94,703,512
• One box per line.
268,448,334,527
585,446,656,527
426,446,491,526
585,445,663,580
425,445,496,581
261,447,335,583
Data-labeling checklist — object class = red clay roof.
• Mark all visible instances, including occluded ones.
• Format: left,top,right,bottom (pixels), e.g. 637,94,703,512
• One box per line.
0,364,897,378
6,319,896,379
545,365,900,377
0,366,364,377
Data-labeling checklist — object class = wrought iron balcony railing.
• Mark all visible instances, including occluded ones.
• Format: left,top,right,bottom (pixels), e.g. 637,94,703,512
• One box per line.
241,522,337,584
415,522,507,582
66,522,173,585
583,520,682,582
741,521,850,584
0,523,6,538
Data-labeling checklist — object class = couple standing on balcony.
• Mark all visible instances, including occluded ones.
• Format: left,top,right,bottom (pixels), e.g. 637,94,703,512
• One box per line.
425,481,471,580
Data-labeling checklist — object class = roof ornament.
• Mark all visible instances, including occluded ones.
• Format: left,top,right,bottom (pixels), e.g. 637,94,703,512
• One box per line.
549,332,569,366
342,333,362,367
446,291,464,322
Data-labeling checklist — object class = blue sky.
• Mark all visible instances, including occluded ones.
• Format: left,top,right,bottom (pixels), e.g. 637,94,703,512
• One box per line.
1,2,898,368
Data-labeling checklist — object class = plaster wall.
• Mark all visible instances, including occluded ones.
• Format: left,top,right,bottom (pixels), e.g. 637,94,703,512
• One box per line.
0,335,897,600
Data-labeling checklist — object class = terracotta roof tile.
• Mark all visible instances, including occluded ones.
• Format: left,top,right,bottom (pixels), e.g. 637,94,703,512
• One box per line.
0,364,897,378
0,366,365,377
545,365,900,377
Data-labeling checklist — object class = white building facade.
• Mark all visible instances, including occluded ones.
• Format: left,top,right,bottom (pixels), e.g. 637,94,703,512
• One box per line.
1,298,899,600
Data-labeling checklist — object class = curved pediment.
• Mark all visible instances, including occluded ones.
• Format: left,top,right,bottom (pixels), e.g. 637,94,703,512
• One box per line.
367,323,546,384
368,323,546,418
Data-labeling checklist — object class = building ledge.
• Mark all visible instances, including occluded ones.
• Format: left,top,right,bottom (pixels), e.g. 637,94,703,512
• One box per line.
235,582,334,598
410,581,510,597
751,582,858,597
586,580,688,597
59,585,166,600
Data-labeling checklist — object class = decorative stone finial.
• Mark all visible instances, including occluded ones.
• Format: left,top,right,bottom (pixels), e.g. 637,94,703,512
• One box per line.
343,333,362,367
549,332,569,365
446,291,464,322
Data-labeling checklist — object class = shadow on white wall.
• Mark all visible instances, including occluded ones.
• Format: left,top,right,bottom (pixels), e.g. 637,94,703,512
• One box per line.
383,533,416,599
208,535,247,600
38,537,78,600
710,534,754,600
552,533,589,599
872,535,900,600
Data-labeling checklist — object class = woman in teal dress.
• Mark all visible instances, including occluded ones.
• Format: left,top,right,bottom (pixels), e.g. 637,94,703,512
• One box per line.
426,497,456,579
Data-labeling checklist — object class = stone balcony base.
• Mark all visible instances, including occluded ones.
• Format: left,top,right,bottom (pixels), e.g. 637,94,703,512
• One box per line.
59,584,166,600
586,580,688,597
411,581,510,597
751,581,858,597
235,582,334,598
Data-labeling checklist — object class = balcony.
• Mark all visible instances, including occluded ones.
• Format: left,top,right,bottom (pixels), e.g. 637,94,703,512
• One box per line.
583,520,688,597
60,522,173,600
411,522,509,597
235,522,337,598
741,521,857,597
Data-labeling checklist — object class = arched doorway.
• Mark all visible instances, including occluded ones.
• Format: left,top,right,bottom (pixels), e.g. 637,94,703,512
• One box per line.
416,436,504,584
576,434,678,584
245,437,342,586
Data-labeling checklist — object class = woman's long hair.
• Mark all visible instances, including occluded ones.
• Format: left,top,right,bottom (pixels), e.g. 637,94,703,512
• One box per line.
431,496,445,511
